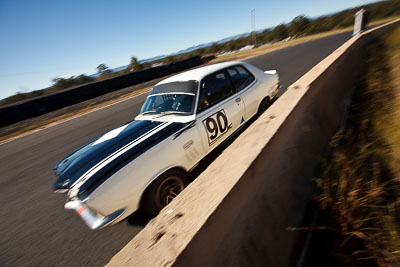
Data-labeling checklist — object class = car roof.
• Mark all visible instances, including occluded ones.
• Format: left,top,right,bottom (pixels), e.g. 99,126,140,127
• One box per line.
157,61,243,85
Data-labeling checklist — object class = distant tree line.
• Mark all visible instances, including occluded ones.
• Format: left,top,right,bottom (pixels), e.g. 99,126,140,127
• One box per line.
1,0,399,107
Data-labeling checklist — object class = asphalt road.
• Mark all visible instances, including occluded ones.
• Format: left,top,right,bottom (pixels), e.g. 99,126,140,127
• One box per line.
0,30,351,266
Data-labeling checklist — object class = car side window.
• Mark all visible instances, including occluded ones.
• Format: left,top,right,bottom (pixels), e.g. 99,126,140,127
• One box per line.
227,66,255,91
197,71,234,112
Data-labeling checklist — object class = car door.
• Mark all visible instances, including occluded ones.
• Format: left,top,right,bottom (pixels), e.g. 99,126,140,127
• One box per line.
226,65,259,121
195,70,245,153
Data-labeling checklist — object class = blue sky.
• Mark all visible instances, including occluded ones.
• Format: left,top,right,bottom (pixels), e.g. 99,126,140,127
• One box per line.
0,0,377,100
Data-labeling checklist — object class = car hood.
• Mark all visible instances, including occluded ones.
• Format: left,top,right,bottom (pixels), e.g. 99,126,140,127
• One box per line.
53,119,188,191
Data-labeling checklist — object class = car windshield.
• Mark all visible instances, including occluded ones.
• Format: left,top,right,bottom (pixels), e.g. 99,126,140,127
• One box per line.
140,93,195,116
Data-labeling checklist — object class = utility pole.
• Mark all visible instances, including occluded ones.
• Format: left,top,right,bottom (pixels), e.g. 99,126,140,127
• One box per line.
251,9,256,47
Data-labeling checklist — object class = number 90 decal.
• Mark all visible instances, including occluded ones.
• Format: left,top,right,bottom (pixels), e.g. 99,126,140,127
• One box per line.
203,109,229,145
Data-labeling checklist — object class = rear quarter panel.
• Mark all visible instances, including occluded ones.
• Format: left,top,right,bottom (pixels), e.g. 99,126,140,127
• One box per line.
241,63,278,119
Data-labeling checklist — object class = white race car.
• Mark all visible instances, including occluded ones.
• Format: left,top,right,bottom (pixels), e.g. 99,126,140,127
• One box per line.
53,61,280,229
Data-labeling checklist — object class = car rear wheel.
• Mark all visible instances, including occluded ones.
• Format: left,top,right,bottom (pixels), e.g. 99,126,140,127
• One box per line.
257,97,271,116
142,169,187,217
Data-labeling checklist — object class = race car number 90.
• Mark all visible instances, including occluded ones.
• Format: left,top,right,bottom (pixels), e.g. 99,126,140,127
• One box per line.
203,109,229,145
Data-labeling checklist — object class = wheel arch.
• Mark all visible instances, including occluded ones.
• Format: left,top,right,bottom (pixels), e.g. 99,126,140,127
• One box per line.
257,95,271,115
138,165,188,209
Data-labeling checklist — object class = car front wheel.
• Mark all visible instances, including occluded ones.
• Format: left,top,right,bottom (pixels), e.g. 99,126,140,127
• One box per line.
142,169,187,217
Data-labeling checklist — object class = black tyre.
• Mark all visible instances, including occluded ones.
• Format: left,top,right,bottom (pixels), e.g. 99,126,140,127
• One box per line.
257,97,271,116
142,169,187,217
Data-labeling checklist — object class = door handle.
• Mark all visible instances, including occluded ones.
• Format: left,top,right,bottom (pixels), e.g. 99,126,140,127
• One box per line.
235,97,241,103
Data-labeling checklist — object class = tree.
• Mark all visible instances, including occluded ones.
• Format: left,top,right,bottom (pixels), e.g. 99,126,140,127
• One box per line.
306,17,332,34
271,24,288,41
207,43,221,54
162,56,175,65
256,29,271,45
51,74,94,90
130,56,139,66
96,64,110,74
75,74,94,84
51,77,73,89
225,41,236,51
141,62,152,69
130,56,143,71
288,15,310,37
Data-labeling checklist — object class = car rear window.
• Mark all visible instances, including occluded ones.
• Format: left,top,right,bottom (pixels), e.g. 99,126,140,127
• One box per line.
227,65,255,91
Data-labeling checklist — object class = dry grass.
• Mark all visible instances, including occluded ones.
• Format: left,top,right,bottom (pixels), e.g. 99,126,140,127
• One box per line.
384,26,400,178
368,15,400,28
313,26,400,266
209,29,354,64
211,16,400,64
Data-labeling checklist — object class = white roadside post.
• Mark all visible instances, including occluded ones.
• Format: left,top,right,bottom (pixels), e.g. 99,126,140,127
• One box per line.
353,9,366,36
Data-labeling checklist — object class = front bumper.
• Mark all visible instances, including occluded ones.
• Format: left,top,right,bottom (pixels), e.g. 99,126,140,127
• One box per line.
65,201,125,230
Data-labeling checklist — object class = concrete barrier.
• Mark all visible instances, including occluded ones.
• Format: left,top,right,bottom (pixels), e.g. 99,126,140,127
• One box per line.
107,20,399,267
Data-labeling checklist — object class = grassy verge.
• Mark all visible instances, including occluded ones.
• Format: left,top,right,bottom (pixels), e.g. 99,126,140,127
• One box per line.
211,16,400,64
209,28,354,63
299,26,400,266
